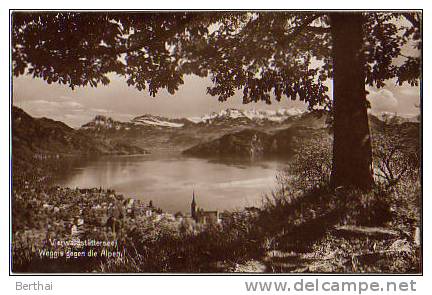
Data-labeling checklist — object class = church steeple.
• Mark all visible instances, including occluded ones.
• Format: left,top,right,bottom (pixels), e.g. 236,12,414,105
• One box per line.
191,190,197,220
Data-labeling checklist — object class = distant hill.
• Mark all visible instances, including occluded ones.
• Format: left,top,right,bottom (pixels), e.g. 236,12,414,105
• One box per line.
183,126,330,160
12,106,146,160
81,115,135,131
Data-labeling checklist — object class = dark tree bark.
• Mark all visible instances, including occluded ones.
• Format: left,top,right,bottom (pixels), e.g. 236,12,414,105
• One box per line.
330,12,375,190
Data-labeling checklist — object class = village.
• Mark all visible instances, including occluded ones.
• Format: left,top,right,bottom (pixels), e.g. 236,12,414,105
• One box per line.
12,168,232,258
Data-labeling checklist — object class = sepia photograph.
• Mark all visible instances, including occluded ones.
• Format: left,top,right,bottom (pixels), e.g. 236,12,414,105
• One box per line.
10,10,422,274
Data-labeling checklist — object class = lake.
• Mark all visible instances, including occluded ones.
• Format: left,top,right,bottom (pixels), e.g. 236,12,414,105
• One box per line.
55,154,287,213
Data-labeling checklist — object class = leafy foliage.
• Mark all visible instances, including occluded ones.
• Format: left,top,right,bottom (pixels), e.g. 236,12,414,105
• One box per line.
12,12,421,106
278,136,332,193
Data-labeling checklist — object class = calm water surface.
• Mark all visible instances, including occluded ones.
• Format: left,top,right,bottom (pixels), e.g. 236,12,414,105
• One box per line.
55,154,287,213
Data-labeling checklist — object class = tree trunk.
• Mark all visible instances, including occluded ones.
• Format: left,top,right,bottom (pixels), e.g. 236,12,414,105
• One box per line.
330,12,374,190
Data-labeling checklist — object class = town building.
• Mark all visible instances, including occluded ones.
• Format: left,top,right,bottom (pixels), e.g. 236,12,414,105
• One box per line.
190,191,220,225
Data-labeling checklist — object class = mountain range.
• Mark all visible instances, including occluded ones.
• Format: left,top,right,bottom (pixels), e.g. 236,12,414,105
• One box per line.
80,107,419,132
12,105,420,161
78,108,332,154
81,108,310,131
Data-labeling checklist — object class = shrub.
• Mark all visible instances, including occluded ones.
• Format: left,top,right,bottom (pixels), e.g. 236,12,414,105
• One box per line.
278,136,332,193
372,123,420,189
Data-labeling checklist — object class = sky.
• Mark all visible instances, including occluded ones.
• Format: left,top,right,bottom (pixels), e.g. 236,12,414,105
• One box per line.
12,15,421,128
12,74,310,128
12,72,421,128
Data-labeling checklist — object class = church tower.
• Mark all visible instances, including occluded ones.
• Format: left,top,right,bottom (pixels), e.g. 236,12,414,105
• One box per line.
191,190,197,221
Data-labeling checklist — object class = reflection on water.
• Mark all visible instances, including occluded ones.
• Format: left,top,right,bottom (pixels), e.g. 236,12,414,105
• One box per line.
54,154,287,213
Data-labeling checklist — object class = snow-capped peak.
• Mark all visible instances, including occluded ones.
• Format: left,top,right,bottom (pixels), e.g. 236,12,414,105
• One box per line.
132,114,184,128
189,108,306,124
82,108,308,131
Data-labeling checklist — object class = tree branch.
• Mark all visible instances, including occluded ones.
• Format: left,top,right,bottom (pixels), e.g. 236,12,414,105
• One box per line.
281,13,325,47
304,26,331,34
402,12,420,29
